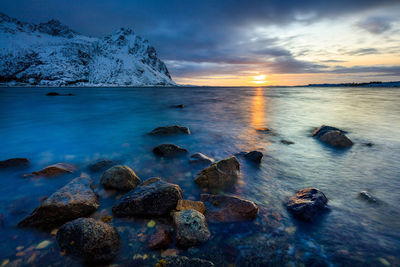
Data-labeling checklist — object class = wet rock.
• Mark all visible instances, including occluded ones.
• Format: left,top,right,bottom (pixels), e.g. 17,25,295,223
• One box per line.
173,209,211,247
287,188,328,221
56,218,120,262
162,256,214,267
189,153,214,164
312,125,353,148
194,156,240,190
112,178,183,216
280,140,294,145
359,191,378,203
153,144,188,158
255,127,270,133
200,194,258,222
148,229,172,249
101,165,141,191
24,163,76,177
149,126,190,135
0,158,30,168
87,159,118,172
244,151,263,163
18,176,99,229
363,142,374,147
170,104,185,108
46,92,60,96
176,200,206,214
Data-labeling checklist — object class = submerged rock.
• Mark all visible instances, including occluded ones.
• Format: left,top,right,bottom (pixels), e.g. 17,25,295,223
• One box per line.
200,194,258,222
56,218,121,262
0,158,30,168
312,125,353,148
255,127,270,133
162,256,214,267
287,188,328,221
148,229,172,249
280,140,295,145
173,209,211,247
153,144,188,158
194,156,240,190
244,151,263,163
101,165,141,191
24,163,76,177
359,191,378,203
46,92,74,96
149,125,190,135
87,159,118,172
18,176,99,228
176,199,206,214
189,153,214,164
170,104,185,108
112,178,183,216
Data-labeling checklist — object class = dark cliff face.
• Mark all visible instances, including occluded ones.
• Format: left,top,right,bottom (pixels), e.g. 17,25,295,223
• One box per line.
0,13,174,86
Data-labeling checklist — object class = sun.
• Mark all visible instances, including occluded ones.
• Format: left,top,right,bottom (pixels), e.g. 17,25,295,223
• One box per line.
252,74,267,84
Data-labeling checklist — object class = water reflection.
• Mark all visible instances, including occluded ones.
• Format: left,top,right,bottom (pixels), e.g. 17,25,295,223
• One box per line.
250,87,267,128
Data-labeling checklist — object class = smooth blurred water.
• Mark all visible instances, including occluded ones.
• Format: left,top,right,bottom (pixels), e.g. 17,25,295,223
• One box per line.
0,86,399,266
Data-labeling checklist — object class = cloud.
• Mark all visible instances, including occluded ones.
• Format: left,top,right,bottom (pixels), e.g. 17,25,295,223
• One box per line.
356,16,393,34
346,48,380,56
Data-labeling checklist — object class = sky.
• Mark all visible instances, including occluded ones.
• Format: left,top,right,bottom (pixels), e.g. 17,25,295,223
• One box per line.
1,0,400,86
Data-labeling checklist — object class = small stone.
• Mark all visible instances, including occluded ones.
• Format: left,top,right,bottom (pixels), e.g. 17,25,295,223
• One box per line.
287,188,328,221
147,220,156,228
56,218,121,262
173,209,211,247
0,158,30,169
280,140,294,145
176,200,205,214
149,126,190,135
24,163,76,177
164,256,215,267
244,151,263,163
36,240,52,249
101,165,141,191
148,229,172,250
153,144,188,158
312,125,353,148
100,215,113,223
359,191,378,203
46,92,60,96
171,104,185,108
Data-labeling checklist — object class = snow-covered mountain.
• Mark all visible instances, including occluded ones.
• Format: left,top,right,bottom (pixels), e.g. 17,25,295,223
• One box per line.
0,13,175,87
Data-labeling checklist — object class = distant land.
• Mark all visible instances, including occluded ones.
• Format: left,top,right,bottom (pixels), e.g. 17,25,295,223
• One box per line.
307,81,400,88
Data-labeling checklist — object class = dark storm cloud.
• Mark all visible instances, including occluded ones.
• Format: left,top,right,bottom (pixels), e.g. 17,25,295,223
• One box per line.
356,16,393,34
1,0,399,79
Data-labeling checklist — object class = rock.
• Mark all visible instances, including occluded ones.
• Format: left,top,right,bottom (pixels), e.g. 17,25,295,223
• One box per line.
149,126,190,135
280,140,294,145
255,127,270,133
101,165,141,191
194,156,240,190
0,158,29,168
287,188,328,221
87,159,118,172
312,125,353,148
363,142,374,147
24,163,76,177
200,194,258,222
162,256,214,267
173,209,211,247
359,191,378,203
176,200,205,214
18,176,99,229
112,178,183,216
189,153,214,164
46,92,60,96
171,104,185,108
244,151,263,163
148,229,172,249
56,218,121,262
153,144,188,158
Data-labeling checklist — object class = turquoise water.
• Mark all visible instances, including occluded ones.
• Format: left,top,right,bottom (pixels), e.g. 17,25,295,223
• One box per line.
0,86,399,266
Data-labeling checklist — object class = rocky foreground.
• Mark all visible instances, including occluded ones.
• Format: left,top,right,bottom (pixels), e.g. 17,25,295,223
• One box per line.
0,123,369,265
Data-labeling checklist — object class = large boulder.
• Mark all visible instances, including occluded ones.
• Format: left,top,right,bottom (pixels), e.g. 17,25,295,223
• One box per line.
18,176,99,229
24,163,77,177
200,194,258,222
149,126,190,135
112,178,183,217
160,256,214,267
173,209,211,247
244,151,263,163
189,153,214,164
56,218,121,262
0,158,30,169
312,125,353,148
101,165,141,191
153,144,188,158
87,159,118,172
287,188,328,221
194,156,240,190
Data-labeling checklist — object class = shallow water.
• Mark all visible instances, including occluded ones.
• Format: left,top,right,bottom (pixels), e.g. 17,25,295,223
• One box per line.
0,86,399,266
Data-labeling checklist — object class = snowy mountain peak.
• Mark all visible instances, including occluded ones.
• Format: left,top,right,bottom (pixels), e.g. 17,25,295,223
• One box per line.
0,14,175,87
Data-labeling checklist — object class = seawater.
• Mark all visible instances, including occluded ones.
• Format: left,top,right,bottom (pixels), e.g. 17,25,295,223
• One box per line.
0,86,399,266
